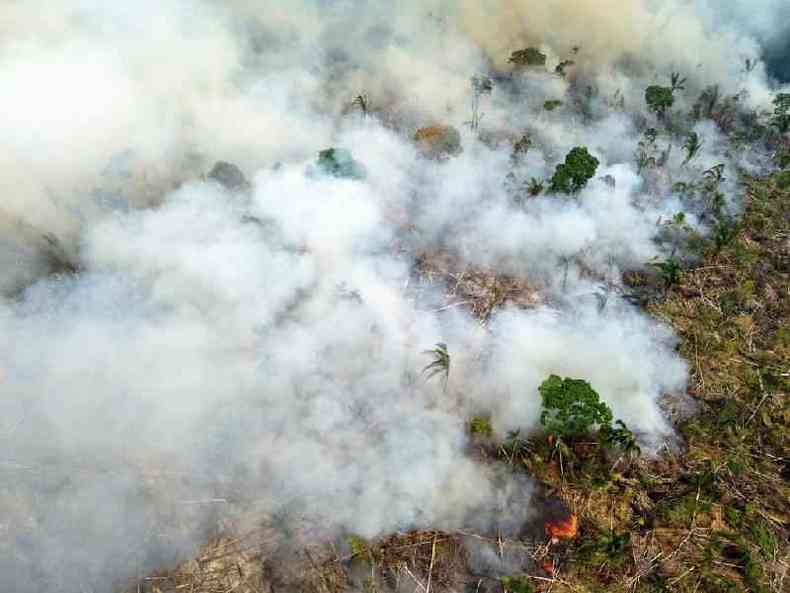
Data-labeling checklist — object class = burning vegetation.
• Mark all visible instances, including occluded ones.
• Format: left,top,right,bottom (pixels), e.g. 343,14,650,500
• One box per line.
1,2,789,593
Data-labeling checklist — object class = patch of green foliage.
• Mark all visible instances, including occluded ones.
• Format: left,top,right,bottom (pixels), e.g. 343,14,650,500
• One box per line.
670,71,687,92
699,574,739,593
749,520,778,558
469,415,493,437
712,218,737,252
543,99,563,111
549,146,599,194
776,170,790,189
600,420,641,459
732,538,768,593
508,47,546,67
649,256,683,288
314,148,367,180
577,530,631,568
539,375,613,438
527,177,544,196
645,85,674,114
422,342,450,390
682,131,703,164
771,93,790,134
499,429,530,464
659,492,710,526
348,535,370,557
500,575,534,593
636,128,659,173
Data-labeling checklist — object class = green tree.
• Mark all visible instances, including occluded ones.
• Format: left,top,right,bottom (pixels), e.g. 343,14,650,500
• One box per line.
549,147,600,194
539,375,613,437
645,85,674,115
650,256,683,288
670,72,687,92
682,131,703,165
508,47,546,68
635,128,659,173
600,420,641,459
771,93,790,134
422,342,450,391
527,177,544,196
469,415,494,437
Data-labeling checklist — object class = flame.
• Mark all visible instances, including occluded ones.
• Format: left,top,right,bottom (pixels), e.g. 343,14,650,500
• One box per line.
544,513,578,542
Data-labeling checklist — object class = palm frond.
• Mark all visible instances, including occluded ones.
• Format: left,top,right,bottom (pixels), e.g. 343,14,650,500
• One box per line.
422,342,450,390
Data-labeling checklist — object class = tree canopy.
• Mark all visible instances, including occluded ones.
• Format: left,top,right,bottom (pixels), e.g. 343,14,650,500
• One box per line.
508,47,546,68
539,374,614,437
549,146,599,194
645,85,674,114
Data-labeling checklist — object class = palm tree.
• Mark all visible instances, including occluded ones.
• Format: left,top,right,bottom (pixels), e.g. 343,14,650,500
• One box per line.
422,343,450,391
351,93,369,117
682,132,703,165
670,72,687,93
650,256,683,289
602,420,641,458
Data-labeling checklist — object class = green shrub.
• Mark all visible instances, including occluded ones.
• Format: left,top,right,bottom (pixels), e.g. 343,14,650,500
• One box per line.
543,99,563,111
539,375,613,437
469,415,493,437
508,47,546,68
600,420,641,458
724,506,744,528
713,218,738,252
527,177,544,196
682,131,703,164
649,256,683,288
348,535,370,557
771,93,790,134
645,85,674,114
549,146,599,194
422,343,450,390
749,520,778,558
775,149,790,169
500,575,534,593
776,170,790,189
577,530,631,567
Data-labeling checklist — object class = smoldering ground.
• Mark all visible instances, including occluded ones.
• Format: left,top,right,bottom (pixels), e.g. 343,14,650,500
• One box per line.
0,1,786,591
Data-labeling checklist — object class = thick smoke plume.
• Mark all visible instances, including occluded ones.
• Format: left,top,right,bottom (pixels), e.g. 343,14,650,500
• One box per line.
0,1,785,591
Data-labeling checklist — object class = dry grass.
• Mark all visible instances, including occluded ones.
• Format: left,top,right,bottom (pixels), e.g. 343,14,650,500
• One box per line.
415,250,543,322
131,534,270,593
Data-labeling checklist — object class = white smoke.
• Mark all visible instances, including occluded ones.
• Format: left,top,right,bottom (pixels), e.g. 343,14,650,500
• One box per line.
0,1,783,591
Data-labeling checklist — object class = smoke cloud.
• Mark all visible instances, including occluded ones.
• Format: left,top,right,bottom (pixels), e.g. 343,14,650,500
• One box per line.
0,1,783,591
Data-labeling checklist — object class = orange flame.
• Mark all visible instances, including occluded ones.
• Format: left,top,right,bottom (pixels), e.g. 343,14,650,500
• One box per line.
544,513,578,543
